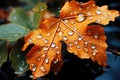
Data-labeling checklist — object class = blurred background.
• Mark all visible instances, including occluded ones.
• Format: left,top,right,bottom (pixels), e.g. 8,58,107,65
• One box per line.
0,0,120,80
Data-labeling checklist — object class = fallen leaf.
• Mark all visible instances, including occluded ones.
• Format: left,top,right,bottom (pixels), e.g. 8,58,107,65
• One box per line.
22,0,119,78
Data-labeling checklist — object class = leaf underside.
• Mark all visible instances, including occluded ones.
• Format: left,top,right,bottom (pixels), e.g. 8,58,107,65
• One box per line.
22,0,119,78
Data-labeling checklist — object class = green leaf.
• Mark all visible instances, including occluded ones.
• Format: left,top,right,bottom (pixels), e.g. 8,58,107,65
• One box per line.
8,8,32,30
8,2,47,30
20,0,46,11
0,40,7,67
29,2,47,29
9,40,28,75
0,23,30,41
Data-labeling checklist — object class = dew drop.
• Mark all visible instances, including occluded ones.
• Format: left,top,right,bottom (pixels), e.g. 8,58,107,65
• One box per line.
76,45,80,49
76,13,85,22
64,20,68,23
68,30,74,36
43,46,49,51
57,28,61,32
73,27,77,31
45,58,49,64
95,19,100,23
91,44,96,49
54,59,59,64
86,12,92,16
51,43,56,48
41,54,46,57
28,38,32,43
56,51,60,54
47,33,51,37
58,32,63,36
17,55,20,57
44,39,48,44
96,9,102,15
31,66,36,71
84,41,88,45
70,21,75,25
92,49,98,55
94,34,99,39
37,34,42,39
68,42,73,47
74,41,78,45
78,36,82,41
62,36,68,41
40,66,46,72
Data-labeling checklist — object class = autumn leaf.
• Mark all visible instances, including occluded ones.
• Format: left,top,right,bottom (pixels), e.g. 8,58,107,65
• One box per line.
22,0,119,78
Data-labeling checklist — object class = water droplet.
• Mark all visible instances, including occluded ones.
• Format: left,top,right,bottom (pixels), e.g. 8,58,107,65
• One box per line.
70,21,75,25
94,34,99,39
43,46,49,51
31,63,35,66
68,30,74,36
54,59,59,64
37,34,42,39
47,33,51,37
51,43,56,48
64,20,68,23
74,41,78,45
83,47,89,53
76,45,80,49
44,39,48,44
28,38,32,43
92,49,98,55
41,54,46,57
91,44,96,49
14,34,18,37
78,36,82,41
63,27,66,30
62,36,68,41
37,58,40,61
41,8,44,11
17,55,20,57
19,67,24,71
31,66,36,71
29,75,34,78
84,41,88,45
73,27,77,31
76,13,85,22
56,51,60,54
57,28,61,32
58,32,63,36
95,19,100,23
68,42,73,47
74,11,77,14
86,12,92,16
40,66,46,72
96,9,102,14
45,58,49,64
70,12,73,15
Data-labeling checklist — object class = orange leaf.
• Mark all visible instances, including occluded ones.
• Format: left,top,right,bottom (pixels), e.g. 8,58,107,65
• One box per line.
22,0,119,78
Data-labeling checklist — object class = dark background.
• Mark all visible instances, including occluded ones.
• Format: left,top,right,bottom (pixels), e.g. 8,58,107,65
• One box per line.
0,0,120,80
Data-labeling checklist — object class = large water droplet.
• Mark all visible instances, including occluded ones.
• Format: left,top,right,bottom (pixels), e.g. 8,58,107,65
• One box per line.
96,9,102,15
45,58,49,64
62,36,68,41
68,30,74,36
43,46,49,51
51,43,56,48
40,66,46,72
32,66,36,71
94,34,99,39
37,34,42,39
44,39,48,44
91,44,96,49
76,13,85,22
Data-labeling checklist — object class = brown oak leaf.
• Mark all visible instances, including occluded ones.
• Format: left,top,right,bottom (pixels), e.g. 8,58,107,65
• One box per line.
22,0,119,78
